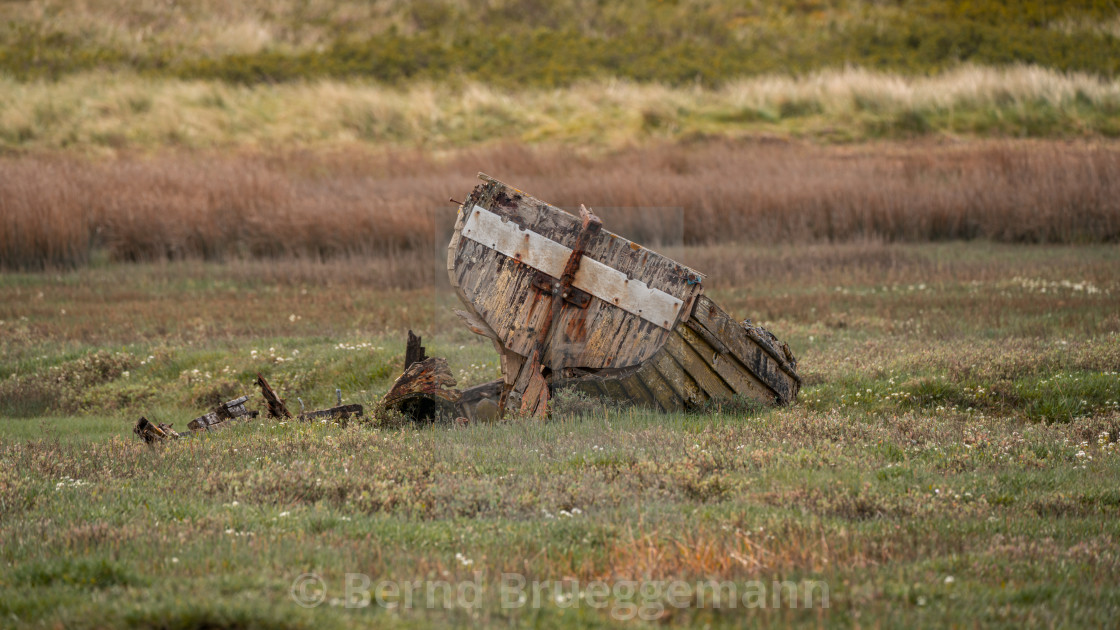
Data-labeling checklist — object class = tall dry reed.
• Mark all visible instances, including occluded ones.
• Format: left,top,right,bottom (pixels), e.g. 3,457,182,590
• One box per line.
2,139,1118,270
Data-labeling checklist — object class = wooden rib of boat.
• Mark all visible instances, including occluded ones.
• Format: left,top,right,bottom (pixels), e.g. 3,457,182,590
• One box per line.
447,173,800,418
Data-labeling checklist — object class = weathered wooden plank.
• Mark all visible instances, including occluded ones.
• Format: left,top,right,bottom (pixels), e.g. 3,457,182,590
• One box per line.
618,372,656,408
652,352,706,407
187,395,256,432
677,324,776,403
476,174,704,297
598,376,630,404
257,373,292,419
519,370,550,417
456,236,669,370
461,205,685,329
636,366,685,412
692,296,799,379
404,330,427,370
459,176,702,332
498,348,523,387
448,177,700,373
570,379,606,399
663,331,736,400
687,297,799,404
461,205,571,282
301,404,364,422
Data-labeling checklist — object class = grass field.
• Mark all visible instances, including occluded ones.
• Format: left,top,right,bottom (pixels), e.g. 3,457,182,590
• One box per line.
2,242,1118,627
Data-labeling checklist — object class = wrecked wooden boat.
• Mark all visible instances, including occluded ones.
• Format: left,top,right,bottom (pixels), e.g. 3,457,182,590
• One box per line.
447,174,800,419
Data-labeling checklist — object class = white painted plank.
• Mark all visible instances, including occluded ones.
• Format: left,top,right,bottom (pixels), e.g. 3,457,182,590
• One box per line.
573,257,683,328
461,206,683,329
462,205,569,277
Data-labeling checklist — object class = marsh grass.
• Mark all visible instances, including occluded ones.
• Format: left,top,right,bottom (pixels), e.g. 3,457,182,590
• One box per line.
4,138,1119,270
1,243,1118,627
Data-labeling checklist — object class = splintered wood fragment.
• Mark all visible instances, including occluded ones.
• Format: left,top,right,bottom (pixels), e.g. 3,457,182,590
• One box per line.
405,330,427,370
518,370,550,417
300,404,364,422
454,309,498,340
133,416,179,444
379,356,463,423
187,395,258,432
257,373,292,419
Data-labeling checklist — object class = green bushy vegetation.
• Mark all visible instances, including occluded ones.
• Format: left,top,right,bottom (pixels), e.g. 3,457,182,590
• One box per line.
3,1,1120,85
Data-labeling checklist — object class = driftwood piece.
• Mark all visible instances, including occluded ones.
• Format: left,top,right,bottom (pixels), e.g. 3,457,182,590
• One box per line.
379,356,462,422
257,373,292,419
187,395,258,432
510,204,602,418
133,417,180,444
405,330,427,370
300,404,364,422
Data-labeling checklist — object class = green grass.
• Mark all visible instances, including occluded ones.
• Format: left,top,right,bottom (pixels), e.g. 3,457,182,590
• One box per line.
3,1,1120,85
5,67,1120,154
1,242,1118,627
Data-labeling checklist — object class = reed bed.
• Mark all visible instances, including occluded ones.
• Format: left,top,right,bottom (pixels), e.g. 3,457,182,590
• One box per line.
2,139,1118,270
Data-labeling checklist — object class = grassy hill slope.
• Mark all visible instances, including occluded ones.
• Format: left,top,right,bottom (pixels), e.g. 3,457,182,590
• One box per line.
3,1,1120,85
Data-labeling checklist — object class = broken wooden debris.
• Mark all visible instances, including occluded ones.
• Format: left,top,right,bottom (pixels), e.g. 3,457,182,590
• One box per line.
187,395,258,432
378,356,462,423
133,416,180,444
133,378,371,444
457,379,504,422
257,373,292,419
295,387,364,422
300,404,364,422
446,173,801,418
405,329,427,370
